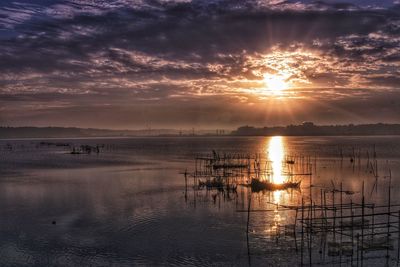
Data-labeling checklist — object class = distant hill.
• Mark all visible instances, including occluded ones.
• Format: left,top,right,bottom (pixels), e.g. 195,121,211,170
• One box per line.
231,123,400,136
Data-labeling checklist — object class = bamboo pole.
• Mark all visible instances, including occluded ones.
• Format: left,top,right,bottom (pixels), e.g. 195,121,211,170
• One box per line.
246,189,251,266
301,198,304,266
397,210,400,265
361,181,365,266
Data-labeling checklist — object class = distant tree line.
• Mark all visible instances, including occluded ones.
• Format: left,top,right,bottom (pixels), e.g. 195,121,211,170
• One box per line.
0,127,131,138
231,122,400,136
2,123,400,138
0,126,218,138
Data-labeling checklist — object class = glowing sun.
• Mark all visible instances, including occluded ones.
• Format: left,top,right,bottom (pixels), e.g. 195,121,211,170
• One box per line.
263,73,289,94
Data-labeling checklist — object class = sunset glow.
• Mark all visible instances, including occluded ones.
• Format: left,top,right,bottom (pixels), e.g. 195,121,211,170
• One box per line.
0,0,399,128
263,73,289,95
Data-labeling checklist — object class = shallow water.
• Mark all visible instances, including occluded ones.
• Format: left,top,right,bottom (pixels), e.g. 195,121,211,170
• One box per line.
1,136,400,266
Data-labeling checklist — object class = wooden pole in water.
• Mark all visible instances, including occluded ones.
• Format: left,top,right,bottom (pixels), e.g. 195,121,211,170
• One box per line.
371,206,375,240
397,210,400,265
340,147,343,168
314,154,317,176
340,182,343,266
301,198,304,266
295,208,299,252
309,202,313,267
184,169,188,202
333,189,336,241
324,191,327,219
309,167,313,235
320,189,324,229
195,157,198,175
386,173,391,266
356,233,360,267
246,192,252,234
351,199,354,266
246,190,252,266
374,145,378,180
361,181,364,267
375,163,379,194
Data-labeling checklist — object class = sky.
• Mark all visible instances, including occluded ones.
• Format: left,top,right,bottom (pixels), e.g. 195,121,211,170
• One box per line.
1,0,400,129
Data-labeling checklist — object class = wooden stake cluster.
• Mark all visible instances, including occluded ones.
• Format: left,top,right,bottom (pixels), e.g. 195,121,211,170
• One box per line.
184,151,312,193
183,147,399,266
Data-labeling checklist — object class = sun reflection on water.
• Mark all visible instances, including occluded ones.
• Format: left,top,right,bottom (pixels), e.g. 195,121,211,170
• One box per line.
268,136,285,184
265,136,286,234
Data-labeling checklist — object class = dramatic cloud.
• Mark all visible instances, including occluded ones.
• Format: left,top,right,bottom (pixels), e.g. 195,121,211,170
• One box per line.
0,0,400,129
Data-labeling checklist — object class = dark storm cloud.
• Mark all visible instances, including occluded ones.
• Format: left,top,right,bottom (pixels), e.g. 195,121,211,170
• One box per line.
0,1,394,66
0,0,400,128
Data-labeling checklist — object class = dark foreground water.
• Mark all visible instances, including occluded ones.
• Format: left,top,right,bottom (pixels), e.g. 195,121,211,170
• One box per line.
1,136,400,266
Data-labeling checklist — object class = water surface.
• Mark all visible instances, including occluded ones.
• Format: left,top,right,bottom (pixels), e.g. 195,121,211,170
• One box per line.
1,136,400,266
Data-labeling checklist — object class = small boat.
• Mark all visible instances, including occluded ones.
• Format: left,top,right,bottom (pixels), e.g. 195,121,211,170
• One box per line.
250,178,300,192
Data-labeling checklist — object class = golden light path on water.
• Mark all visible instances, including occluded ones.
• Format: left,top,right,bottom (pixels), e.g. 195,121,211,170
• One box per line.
268,136,285,184
266,136,285,205
264,136,286,234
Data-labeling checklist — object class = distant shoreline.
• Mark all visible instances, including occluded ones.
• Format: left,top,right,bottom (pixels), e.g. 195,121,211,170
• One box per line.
1,123,400,139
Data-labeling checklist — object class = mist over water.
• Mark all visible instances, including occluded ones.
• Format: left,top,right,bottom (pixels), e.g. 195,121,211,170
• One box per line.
0,136,400,266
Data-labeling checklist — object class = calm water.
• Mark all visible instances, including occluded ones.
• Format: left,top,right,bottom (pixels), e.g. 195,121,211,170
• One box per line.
1,136,400,266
